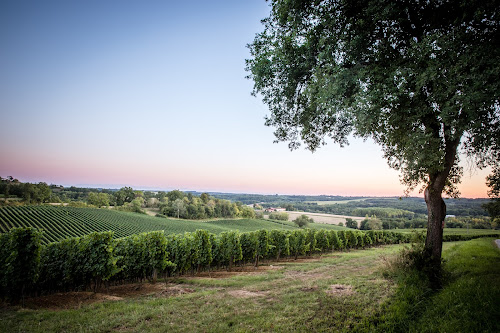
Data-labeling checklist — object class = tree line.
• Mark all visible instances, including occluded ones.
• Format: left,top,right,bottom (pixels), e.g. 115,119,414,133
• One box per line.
0,178,255,220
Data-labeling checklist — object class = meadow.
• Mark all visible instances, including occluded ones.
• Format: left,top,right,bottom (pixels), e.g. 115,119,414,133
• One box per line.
1,237,498,332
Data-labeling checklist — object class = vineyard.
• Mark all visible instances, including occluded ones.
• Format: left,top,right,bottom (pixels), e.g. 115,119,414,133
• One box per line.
0,206,345,244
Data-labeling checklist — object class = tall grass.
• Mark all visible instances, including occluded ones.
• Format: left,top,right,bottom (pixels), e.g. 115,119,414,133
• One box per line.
371,238,500,332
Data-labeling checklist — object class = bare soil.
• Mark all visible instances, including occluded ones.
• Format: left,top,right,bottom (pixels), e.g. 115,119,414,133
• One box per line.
326,284,355,296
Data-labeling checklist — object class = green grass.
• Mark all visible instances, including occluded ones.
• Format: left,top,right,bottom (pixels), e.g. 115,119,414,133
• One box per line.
1,238,498,332
368,238,500,332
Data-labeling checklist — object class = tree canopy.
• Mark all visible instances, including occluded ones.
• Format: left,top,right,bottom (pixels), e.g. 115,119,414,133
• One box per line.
247,0,500,267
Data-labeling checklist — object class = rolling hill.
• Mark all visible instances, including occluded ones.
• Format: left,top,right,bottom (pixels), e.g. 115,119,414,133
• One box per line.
0,205,346,244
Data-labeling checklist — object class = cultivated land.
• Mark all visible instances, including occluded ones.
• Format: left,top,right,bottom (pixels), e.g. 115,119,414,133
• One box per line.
1,238,498,332
0,205,348,244
285,211,365,226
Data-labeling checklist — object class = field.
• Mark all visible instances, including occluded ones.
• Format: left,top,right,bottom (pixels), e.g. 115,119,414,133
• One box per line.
285,211,365,226
0,205,347,244
1,237,498,332
305,198,372,205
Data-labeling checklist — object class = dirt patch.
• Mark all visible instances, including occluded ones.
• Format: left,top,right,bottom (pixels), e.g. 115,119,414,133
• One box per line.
23,283,195,310
24,292,123,310
156,285,195,297
227,290,268,298
326,284,355,296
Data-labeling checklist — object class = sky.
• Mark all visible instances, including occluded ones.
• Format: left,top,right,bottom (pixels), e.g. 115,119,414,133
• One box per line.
0,0,492,198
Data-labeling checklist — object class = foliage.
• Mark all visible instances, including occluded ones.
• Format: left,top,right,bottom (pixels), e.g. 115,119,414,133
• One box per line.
337,230,347,250
247,0,500,265
304,228,316,255
253,229,270,267
345,218,358,229
218,231,243,270
38,232,116,292
114,187,135,206
314,229,330,253
192,229,212,271
288,229,306,260
87,192,110,207
239,232,257,263
0,227,41,301
269,229,290,261
345,230,358,249
268,211,289,221
293,214,312,228
327,230,343,251
445,216,497,229
114,231,174,282
160,191,250,220
360,216,383,230
247,0,499,193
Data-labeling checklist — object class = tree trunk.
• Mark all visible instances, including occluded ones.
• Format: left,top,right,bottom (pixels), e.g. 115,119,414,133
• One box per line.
424,187,446,260
423,136,460,287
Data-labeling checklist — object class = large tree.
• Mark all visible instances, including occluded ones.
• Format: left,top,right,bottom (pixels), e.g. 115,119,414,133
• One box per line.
246,0,500,269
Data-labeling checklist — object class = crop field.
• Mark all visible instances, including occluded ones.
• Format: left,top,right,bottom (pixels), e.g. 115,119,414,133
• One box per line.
285,211,365,226
0,206,346,244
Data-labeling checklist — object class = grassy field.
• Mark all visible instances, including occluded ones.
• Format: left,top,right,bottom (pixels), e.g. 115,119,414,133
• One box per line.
285,211,365,225
0,205,348,244
1,237,498,332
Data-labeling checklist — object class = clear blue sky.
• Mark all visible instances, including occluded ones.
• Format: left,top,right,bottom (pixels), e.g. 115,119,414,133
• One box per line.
0,0,490,197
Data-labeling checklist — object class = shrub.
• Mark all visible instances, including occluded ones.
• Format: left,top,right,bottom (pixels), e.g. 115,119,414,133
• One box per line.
293,214,313,228
268,211,289,221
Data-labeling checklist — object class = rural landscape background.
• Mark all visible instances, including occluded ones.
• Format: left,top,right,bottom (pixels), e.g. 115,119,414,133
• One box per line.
1,1,499,332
